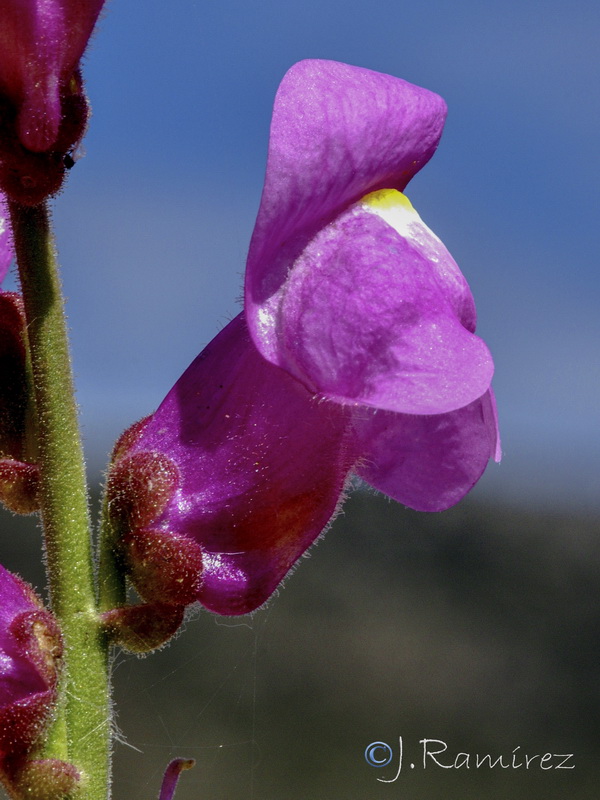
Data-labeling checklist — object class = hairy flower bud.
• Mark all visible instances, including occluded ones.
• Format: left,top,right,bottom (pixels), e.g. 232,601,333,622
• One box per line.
0,566,63,778
110,416,152,465
0,2,106,204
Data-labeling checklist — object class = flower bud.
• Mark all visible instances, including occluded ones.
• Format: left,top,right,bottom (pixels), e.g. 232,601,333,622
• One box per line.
0,565,63,773
0,2,105,204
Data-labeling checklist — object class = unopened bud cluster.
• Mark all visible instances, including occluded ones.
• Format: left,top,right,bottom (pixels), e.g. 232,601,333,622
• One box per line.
0,566,80,798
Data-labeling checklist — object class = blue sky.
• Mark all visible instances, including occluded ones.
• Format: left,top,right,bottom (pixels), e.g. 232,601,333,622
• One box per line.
6,0,599,510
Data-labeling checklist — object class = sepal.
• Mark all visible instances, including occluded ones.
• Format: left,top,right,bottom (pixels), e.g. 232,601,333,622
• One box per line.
109,416,152,465
0,459,40,514
120,528,203,606
107,423,204,606
8,758,80,800
101,603,185,654
107,451,179,531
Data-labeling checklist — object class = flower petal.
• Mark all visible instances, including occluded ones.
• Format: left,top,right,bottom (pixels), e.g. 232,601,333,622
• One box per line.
278,199,493,414
354,389,501,512
131,314,353,615
246,59,447,360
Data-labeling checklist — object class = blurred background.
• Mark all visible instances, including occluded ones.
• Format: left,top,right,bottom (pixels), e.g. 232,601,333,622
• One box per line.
1,0,599,797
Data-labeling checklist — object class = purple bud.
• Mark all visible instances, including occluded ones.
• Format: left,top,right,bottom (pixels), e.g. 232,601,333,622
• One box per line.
0,2,106,203
0,565,63,772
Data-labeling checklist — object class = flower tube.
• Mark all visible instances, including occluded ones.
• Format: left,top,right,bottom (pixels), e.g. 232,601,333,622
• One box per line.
108,314,354,615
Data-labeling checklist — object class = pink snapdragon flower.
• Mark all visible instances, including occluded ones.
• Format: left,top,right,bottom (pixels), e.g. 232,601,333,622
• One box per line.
0,1,105,204
109,61,499,616
0,565,63,770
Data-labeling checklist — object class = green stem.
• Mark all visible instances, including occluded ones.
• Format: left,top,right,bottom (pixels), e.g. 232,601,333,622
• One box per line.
98,494,127,612
9,201,110,800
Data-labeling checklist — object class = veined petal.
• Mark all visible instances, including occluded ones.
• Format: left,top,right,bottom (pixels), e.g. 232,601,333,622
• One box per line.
354,389,501,512
277,195,493,415
0,195,12,283
131,314,353,615
246,59,447,358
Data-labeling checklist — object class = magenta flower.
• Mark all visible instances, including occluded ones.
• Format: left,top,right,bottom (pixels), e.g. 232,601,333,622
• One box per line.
0,1,105,204
109,61,499,616
0,565,63,768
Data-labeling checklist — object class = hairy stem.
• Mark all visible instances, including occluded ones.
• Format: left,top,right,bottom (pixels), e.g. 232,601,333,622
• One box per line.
98,493,127,613
9,201,110,800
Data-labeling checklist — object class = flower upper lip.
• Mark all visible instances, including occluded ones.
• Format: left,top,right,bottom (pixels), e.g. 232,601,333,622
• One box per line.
245,58,447,347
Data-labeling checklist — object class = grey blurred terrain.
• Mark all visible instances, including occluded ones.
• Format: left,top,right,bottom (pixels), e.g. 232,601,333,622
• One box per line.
1,491,598,799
